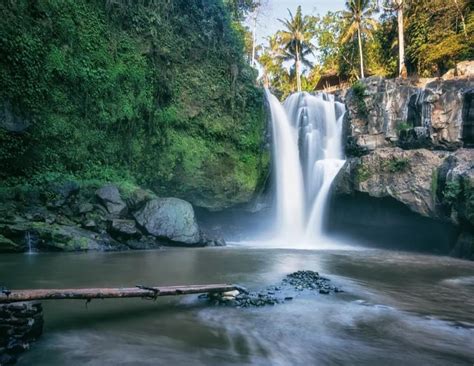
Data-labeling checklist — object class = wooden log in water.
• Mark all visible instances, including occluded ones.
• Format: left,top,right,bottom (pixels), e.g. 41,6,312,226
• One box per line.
0,284,242,303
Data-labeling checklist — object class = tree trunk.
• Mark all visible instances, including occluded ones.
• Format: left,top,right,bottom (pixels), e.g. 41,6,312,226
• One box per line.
0,284,244,303
296,43,302,92
357,25,365,79
397,0,406,77
251,14,257,66
453,0,468,39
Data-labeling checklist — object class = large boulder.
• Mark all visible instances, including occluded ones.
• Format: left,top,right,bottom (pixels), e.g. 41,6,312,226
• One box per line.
109,219,139,239
334,148,474,226
95,184,127,216
133,198,201,245
335,148,447,218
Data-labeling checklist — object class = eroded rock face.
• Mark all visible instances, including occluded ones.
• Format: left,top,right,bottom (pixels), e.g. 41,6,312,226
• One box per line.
134,198,201,245
334,148,474,226
0,302,43,365
95,184,127,216
335,148,445,218
343,75,473,153
0,221,124,251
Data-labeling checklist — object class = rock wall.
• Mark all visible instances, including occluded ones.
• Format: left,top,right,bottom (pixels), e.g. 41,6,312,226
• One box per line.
335,62,474,259
343,66,473,154
0,183,224,253
0,302,43,365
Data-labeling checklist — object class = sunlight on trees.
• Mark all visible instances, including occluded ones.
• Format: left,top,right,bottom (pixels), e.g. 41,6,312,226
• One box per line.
253,0,473,97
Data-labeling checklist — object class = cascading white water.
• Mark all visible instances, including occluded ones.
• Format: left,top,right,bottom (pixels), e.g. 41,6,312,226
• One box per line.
266,90,346,245
265,90,305,241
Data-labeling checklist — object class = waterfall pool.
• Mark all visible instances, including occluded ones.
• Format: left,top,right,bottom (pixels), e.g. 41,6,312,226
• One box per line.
2,246,474,365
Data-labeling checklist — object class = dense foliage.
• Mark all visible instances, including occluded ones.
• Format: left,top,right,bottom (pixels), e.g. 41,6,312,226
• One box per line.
0,0,267,209
256,0,473,95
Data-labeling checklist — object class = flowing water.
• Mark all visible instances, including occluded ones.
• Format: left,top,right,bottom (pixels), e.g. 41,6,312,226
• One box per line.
265,90,345,246
3,91,472,365
2,248,474,365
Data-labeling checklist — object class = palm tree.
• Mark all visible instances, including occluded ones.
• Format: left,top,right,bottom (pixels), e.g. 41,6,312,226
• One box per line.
341,0,378,79
378,0,406,77
277,6,316,92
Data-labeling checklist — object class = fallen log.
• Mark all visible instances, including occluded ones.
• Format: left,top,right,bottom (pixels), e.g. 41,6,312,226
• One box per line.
0,284,243,303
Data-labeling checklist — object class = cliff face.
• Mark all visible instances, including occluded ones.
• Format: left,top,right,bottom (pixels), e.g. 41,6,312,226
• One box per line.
335,62,474,259
0,1,268,211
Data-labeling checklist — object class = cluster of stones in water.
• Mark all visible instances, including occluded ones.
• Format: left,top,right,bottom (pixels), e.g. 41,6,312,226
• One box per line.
0,302,43,365
202,271,343,308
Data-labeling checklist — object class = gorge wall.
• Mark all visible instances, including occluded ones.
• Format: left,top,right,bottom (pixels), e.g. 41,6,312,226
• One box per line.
333,62,474,259
0,1,268,211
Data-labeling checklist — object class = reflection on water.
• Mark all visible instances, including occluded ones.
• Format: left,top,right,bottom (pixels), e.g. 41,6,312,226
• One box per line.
1,247,473,365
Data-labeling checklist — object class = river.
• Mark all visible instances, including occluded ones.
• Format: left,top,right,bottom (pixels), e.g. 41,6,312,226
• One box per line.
2,246,474,365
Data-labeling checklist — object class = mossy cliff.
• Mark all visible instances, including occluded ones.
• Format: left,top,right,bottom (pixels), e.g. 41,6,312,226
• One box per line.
0,0,268,210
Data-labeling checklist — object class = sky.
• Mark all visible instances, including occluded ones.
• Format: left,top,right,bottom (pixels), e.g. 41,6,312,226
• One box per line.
248,0,347,45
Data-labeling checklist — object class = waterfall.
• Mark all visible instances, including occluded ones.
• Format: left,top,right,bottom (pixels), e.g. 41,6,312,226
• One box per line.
25,231,37,254
266,90,346,245
265,90,305,241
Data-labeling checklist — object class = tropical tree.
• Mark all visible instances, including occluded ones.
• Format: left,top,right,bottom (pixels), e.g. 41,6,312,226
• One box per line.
277,6,317,92
405,0,473,75
378,0,406,77
258,35,282,87
341,0,378,78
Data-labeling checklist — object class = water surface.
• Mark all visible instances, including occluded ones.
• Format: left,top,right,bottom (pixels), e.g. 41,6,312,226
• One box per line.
1,247,474,365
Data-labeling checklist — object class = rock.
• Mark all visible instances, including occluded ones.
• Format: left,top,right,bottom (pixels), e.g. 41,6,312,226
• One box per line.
343,75,472,154
442,61,474,80
78,203,94,214
95,184,127,216
0,352,15,365
335,148,446,218
46,181,80,207
450,231,474,260
0,301,43,364
125,237,161,250
200,233,226,247
437,149,474,226
0,221,124,252
109,219,139,238
133,198,201,245
126,189,155,211
83,220,97,229
222,290,240,298
352,134,390,152
0,235,22,253
0,101,30,132
398,127,431,150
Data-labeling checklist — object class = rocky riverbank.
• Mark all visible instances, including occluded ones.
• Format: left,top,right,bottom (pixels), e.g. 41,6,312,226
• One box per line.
0,183,224,253
202,270,342,307
334,62,474,259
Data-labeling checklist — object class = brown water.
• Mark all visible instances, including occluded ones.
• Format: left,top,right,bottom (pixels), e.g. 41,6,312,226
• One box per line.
1,246,474,365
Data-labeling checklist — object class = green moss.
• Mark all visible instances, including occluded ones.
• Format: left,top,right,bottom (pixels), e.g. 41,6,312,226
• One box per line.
442,180,462,206
0,0,266,209
356,164,372,183
0,234,21,253
431,168,439,203
465,180,474,225
384,157,410,173
396,121,413,133
352,81,368,118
